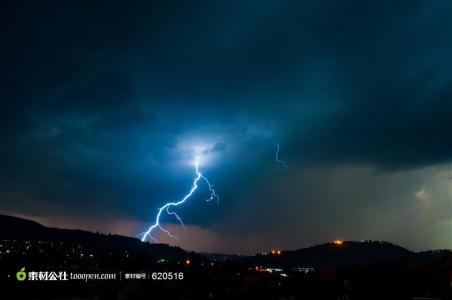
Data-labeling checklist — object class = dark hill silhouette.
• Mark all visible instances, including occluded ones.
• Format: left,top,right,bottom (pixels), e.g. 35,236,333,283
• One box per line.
245,241,413,268
0,215,449,267
243,241,451,268
0,214,189,260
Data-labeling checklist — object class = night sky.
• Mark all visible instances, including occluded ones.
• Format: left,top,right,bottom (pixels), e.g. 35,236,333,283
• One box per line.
1,1,452,254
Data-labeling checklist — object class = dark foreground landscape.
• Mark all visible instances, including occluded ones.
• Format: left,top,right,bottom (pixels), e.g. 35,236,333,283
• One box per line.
1,215,451,300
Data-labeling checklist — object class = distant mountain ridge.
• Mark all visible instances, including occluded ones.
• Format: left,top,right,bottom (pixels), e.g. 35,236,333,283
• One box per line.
0,214,190,260
244,241,451,268
0,214,450,267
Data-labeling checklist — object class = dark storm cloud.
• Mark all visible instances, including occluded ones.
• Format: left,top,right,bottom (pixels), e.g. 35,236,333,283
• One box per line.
1,0,452,251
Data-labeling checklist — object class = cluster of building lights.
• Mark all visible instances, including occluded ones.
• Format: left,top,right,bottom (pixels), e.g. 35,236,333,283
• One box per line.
254,266,283,273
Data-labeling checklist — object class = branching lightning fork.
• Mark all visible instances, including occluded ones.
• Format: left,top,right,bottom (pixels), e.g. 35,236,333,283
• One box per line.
140,157,219,243
275,144,288,169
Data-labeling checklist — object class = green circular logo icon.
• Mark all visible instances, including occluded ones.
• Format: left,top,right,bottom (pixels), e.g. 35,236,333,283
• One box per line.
16,267,27,281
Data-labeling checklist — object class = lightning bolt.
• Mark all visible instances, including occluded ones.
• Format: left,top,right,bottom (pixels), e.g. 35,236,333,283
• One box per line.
275,144,287,169
140,157,219,243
